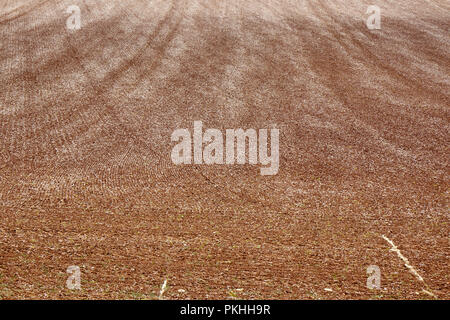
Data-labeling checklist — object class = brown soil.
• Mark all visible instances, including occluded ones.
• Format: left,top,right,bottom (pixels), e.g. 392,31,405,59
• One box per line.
0,0,448,299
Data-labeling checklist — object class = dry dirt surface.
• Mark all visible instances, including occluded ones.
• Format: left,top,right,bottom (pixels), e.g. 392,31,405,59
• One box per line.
0,0,448,299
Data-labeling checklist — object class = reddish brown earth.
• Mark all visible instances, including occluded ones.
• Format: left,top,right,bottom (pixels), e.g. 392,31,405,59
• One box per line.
0,0,448,299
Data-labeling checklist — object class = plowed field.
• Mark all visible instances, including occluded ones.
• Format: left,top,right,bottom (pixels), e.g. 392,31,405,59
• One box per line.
0,0,448,299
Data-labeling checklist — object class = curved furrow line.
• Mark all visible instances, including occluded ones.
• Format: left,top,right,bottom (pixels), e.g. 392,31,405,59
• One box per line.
296,0,448,171
315,0,449,105
46,0,188,198
2,1,178,174
0,3,126,170
0,0,53,25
